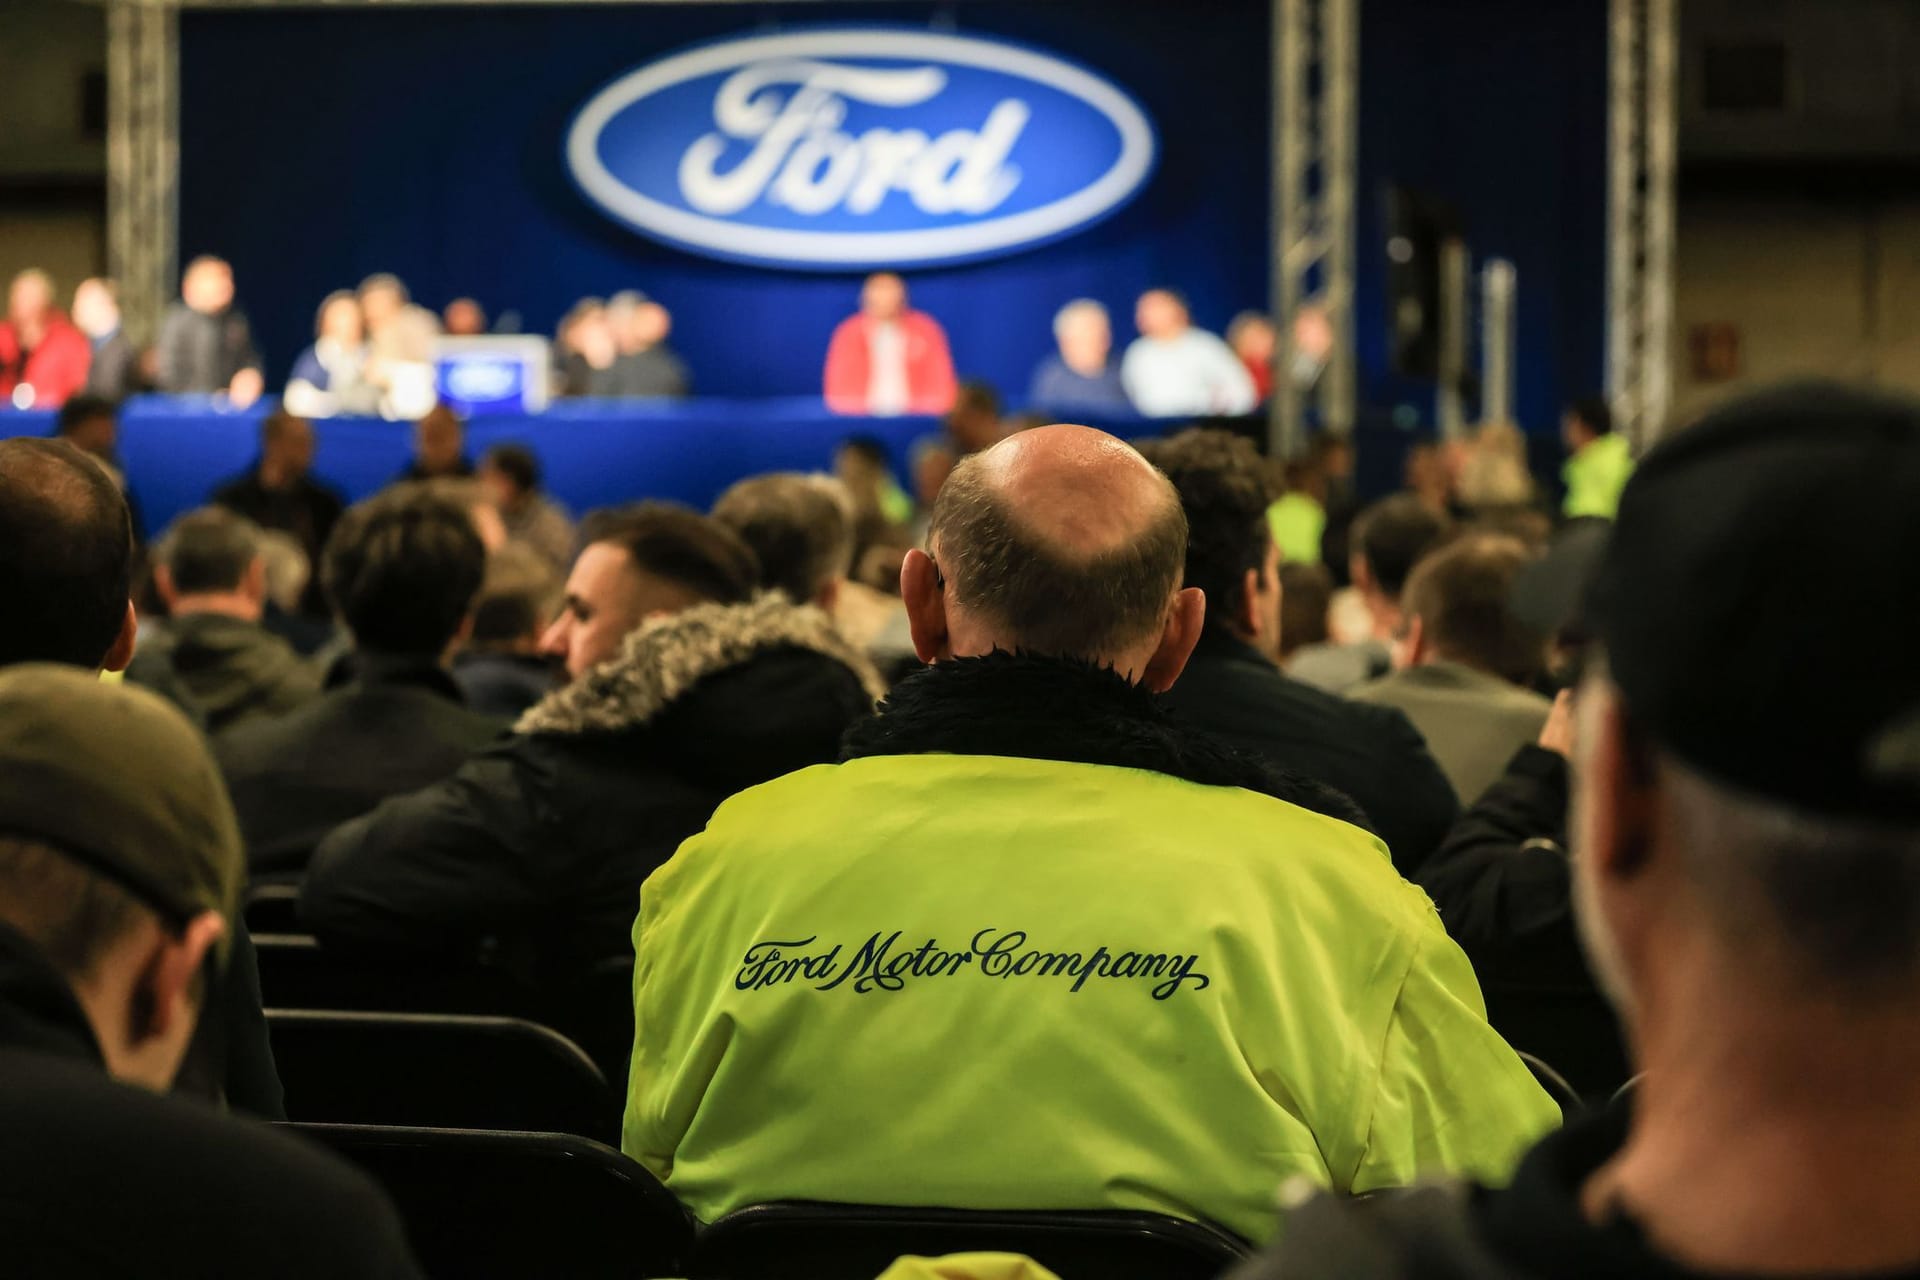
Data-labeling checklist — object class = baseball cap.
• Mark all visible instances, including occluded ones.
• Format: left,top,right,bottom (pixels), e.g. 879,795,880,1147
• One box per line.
0,665,243,960
1586,381,1920,819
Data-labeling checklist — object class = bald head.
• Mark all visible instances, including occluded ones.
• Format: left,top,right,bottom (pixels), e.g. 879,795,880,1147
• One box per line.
908,424,1204,686
0,439,135,670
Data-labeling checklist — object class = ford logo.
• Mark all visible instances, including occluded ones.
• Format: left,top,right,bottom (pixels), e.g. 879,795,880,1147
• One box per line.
444,360,521,403
564,28,1157,270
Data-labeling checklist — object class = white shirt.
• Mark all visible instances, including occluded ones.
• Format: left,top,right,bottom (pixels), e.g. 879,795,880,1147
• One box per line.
866,322,910,417
1120,328,1259,418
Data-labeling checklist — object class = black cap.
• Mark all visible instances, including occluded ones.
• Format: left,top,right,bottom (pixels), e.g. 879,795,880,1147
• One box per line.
1510,516,1611,642
1587,381,1920,819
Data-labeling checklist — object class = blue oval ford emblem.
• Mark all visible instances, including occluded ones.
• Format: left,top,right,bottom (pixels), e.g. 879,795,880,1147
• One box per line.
565,28,1157,270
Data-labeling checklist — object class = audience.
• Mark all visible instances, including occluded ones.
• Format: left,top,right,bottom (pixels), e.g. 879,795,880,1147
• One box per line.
452,544,561,718
53,394,127,486
623,424,1554,1242
1277,560,1333,662
1351,533,1552,804
155,256,263,406
477,443,574,569
1241,381,1920,1280
217,487,500,876
1027,299,1132,416
0,668,421,1277
1289,494,1451,693
212,411,345,616
1120,289,1257,418
1457,419,1539,517
299,504,882,984
1561,394,1635,518
401,404,473,481
824,271,958,416
285,290,378,418
711,472,852,610
0,268,90,409
1147,429,1459,875
71,277,141,403
144,507,321,730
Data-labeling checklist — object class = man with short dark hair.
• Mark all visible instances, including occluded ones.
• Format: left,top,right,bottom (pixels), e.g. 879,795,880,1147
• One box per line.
0,437,136,670
1148,429,1459,874
154,256,263,406
477,442,574,569
300,502,881,983
401,405,473,481
1290,494,1452,692
1561,394,1634,519
624,424,1555,1242
1352,534,1552,804
211,411,347,616
0,668,420,1277
216,488,502,875
147,507,320,730
711,472,854,609
453,545,561,718
1240,381,1920,1280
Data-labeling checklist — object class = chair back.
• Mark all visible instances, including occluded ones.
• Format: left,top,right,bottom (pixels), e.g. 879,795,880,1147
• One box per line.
285,1123,690,1280
268,1008,619,1143
242,882,303,935
253,933,533,1015
687,1202,1249,1280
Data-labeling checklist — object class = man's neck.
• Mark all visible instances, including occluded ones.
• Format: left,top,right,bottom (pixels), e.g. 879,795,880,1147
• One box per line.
171,593,261,623
1588,968,1920,1273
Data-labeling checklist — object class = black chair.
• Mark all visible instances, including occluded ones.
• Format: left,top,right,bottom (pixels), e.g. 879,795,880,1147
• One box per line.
267,1009,620,1143
687,1203,1250,1280
1517,1049,1585,1118
253,933,534,1016
242,883,303,935
545,955,636,1084
283,1123,691,1280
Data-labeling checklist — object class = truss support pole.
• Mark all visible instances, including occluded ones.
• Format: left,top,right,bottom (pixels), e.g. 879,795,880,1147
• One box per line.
1607,0,1678,451
107,0,179,346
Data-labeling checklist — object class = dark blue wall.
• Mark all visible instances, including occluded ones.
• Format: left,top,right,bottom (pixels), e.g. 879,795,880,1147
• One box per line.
178,0,1604,435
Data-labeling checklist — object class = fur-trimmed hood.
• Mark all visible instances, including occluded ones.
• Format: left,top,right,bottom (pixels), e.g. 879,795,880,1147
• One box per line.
517,594,886,737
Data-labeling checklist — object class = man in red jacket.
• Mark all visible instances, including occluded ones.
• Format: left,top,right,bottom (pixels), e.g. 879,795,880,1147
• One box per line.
0,269,91,409
823,271,957,417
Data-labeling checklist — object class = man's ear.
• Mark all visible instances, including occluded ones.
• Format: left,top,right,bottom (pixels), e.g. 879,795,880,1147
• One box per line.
1141,586,1206,693
242,556,268,605
1396,614,1427,670
1577,687,1656,881
900,549,949,664
102,601,137,673
1237,567,1261,639
129,911,223,1050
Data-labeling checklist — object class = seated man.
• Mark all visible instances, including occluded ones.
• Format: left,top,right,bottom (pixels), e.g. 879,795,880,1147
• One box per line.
624,425,1557,1243
712,472,853,610
1350,533,1552,804
452,544,561,719
1289,494,1452,693
140,507,321,731
217,487,503,876
300,504,883,985
1239,383,1920,1279
0,667,418,1276
1147,429,1459,875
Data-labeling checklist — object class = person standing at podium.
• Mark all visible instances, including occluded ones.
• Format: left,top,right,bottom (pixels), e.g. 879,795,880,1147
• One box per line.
823,272,957,417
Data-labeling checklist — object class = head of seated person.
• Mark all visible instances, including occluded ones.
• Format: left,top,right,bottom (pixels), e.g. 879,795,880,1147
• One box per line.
0,438,136,672
1138,427,1282,661
1394,532,1545,688
539,502,760,683
711,472,855,612
154,507,267,624
323,486,486,665
0,668,240,1091
899,423,1203,692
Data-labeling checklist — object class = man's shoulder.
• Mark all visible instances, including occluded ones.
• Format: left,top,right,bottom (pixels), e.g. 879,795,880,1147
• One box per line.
1232,1187,1521,1280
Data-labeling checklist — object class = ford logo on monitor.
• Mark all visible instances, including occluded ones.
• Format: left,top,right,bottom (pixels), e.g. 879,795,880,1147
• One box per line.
564,28,1157,271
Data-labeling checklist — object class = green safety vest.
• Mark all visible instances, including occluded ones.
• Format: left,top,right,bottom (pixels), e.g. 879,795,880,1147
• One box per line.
624,753,1560,1242
1563,433,1635,519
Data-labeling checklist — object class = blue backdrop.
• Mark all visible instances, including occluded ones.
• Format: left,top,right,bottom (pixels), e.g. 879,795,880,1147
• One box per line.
178,0,1604,437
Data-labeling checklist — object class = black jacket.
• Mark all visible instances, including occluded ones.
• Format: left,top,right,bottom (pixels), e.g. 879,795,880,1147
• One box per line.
1417,745,1628,1100
452,651,557,720
211,468,347,617
301,597,883,984
216,656,505,877
0,923,420,1278
1162,629,1460,875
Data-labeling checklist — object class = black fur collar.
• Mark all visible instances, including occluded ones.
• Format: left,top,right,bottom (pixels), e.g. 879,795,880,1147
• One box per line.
841,651,1370,831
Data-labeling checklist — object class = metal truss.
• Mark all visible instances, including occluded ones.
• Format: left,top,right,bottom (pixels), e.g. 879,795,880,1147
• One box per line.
1607,0,1678,450
105,0,178,345
1271,0,1358,458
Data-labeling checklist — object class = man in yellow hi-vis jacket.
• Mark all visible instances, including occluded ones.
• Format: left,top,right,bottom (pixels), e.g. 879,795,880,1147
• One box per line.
624,426,1559,1244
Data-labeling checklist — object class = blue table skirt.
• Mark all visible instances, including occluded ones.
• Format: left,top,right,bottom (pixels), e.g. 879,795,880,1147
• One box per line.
0,397,976,538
